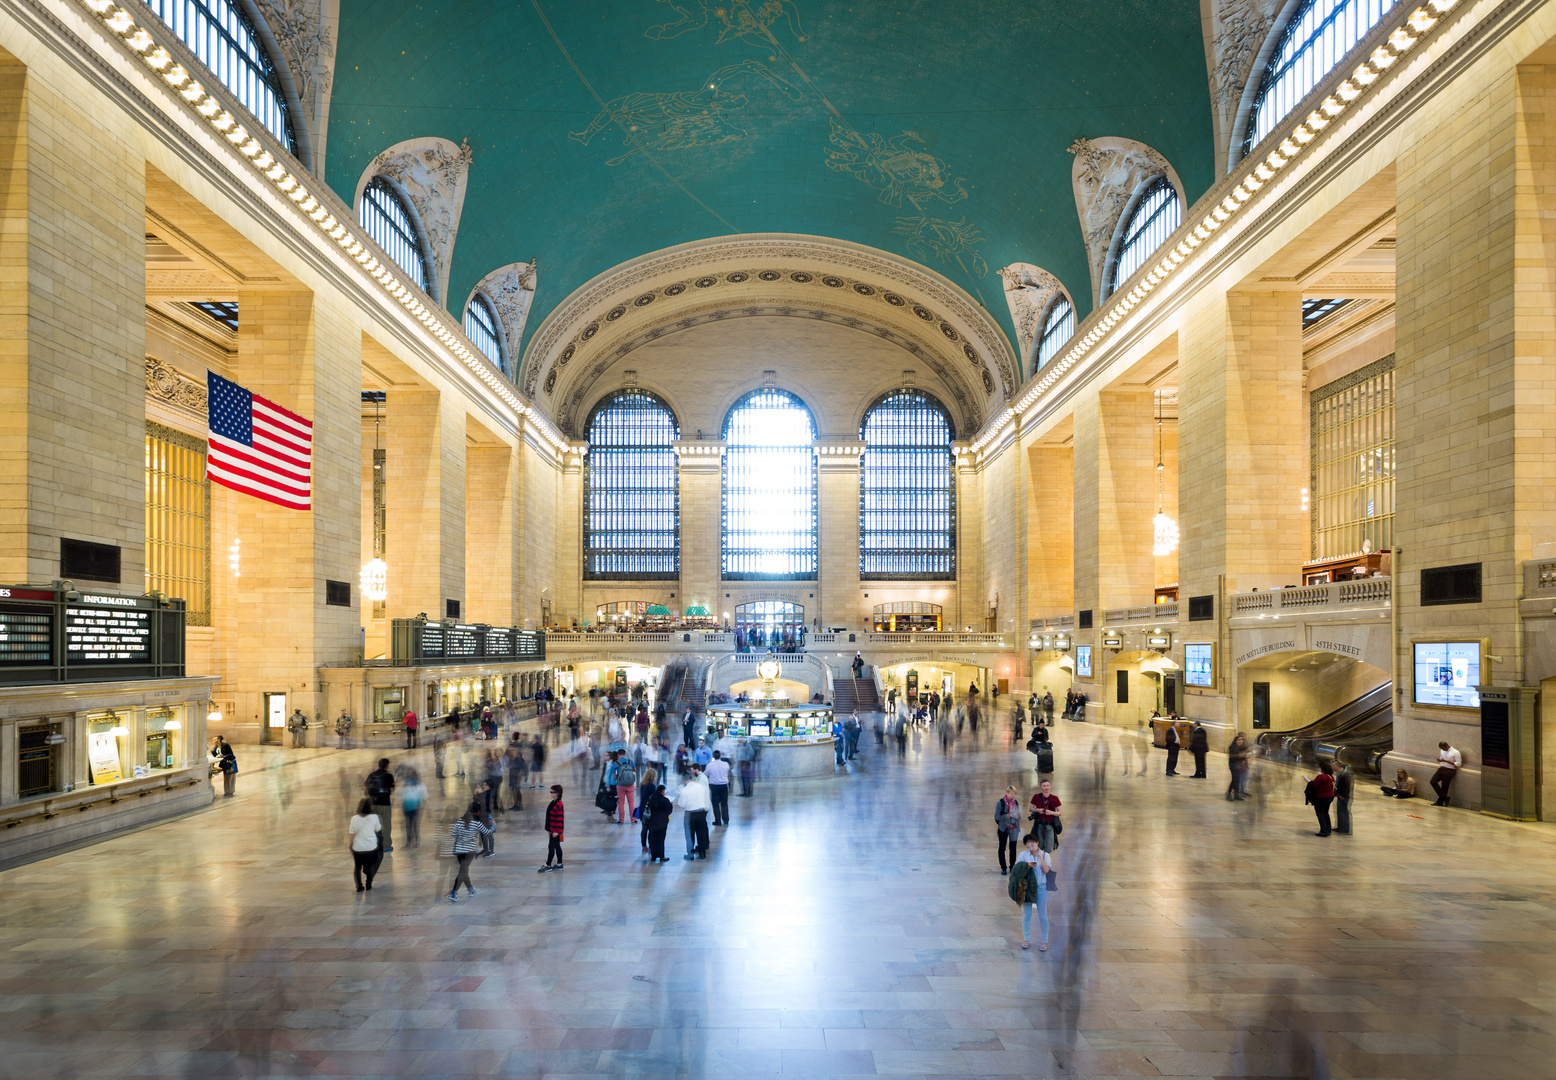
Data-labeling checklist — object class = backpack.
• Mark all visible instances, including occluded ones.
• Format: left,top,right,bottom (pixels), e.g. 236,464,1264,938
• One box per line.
616,759,637,787
366,771,389,801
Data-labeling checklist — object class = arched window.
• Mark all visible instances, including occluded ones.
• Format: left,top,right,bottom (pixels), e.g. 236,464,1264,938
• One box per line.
584,390,680,579
1035,298,1075,368
1108,176,1181,300
464,293,507,374
1244,0,1398,156
359,177,433,298
859,389,955,579
142,0,297,154
722,389,817,580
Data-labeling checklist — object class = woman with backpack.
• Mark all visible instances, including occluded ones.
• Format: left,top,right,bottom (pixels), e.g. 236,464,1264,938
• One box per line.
995,786,1022,874
446,801,492,902
1008,833,1052,951
614,751,639,824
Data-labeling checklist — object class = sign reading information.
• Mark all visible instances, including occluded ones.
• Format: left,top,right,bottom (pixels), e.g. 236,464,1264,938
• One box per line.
67,602,152,662
0,587,184,684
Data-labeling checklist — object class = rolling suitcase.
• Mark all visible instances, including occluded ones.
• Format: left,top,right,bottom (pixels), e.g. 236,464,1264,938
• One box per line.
1035,740,1054,774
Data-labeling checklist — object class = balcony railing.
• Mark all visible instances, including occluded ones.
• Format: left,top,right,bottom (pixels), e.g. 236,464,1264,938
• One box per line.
1231,578,1391,615
1525,559,1556,596
1101,603,1178,624
1030,614,1075,631
545,631,1014,651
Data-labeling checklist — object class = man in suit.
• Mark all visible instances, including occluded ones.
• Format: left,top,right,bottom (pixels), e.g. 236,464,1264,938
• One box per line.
1189,721,1209,777
1164,718,1181,776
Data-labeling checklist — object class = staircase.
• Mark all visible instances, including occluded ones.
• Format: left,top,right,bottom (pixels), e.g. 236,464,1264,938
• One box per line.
833,678,881,714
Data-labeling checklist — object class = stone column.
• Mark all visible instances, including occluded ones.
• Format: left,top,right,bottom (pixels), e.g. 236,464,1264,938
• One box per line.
1072,389,1157,615
385,388,465,621
0,723,17,805
466,438,520,627
675,442,724,622
1389,62,1556,811
816,442,863,631
0,56,147,586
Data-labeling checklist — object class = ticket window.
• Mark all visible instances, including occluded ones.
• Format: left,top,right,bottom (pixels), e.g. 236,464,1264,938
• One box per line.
144,709,181,771
17,721,62,797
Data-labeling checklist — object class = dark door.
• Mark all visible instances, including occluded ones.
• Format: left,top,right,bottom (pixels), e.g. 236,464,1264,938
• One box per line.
1252,682,1271,728
1116,668,1129,704
1163,673,1178,715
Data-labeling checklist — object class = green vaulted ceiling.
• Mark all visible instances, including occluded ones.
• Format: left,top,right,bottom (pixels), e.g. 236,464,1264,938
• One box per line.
327,0,1215,377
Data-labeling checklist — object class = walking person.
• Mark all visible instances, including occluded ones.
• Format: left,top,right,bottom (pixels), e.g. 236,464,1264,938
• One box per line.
506,734,527,810
1042,690,1054,725
705,751,731,825
1009,832,1052,951
638,766,659,854
530,734,548,790
644,783,674,863
1430,741,1462,806
995,785,1022,875
348,797,382,892
1189,721,1209,778
1226,732,1251,800
447,802,492,901
675,764,711,859
403,707,419,749
484,748,507,816
843,711,861,760
364,758,395,852
1163,719,1181,776
1307,761,1336,837
540,784,565,872
1334,759,1354,835
1029,779,1061,852
736,737,755,797
400,767,426,849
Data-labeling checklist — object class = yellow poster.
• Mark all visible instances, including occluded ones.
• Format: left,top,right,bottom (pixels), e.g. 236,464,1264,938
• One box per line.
87,731,122,785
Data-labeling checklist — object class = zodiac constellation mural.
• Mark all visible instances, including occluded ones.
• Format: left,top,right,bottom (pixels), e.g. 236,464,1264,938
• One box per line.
569,59,801,165
894,216,988,280
646,0,806,46
825,120,968,211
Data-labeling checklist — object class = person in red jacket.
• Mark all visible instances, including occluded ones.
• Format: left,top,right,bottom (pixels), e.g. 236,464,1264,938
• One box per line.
540,784,565,872
1308,762,1336,837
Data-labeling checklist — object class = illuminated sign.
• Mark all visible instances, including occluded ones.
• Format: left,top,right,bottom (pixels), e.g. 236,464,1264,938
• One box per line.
1184,643,1215,687
1145,634,1171,650
1075,645,1092,678
1413,641,1481,709
1102,635,1123,648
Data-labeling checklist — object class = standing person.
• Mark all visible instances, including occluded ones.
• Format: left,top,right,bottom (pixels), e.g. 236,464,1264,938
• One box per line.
1029,779,1061,852
506,734,527,810
530,734,547,790
1163,719,1181,776
1307,761,1336,837
212,736,238,797
852,652,864,680
614,751,638,825
1009,833,1052,951
705,750,731,826
287,708,309,748
1189,721,1209,778
638,766,659,854
1431,741,1462,806
736,737,755,797
347,797,382,892
644,784,674,863
365,758,395,852
403,707,419,749
1333,759,1354,835
832,717,845,766
843,711,861,760
540,785,565,872
334,708,353,749
675,764,711,859
1042,691,1054,725
995,786,1022,875
446,802,492,901
484,748,507,816
682,707,696,750
694,737,713,768
1226,732,1251,801
400,767,426,849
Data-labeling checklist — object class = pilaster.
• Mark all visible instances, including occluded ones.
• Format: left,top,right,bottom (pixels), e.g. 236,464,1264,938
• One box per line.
675,441,724,619
385,386,465,621
816,442,863,630
1072,389,1156,614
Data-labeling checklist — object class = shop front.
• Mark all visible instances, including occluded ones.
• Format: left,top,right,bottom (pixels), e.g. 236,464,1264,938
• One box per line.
872,601,943,633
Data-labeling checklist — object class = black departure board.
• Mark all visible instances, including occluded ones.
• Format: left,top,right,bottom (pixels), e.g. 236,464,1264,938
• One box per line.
391,619,545,664
485,629,515,656
445,626,480,658
0,608,52,664
0,586,184,684
515,630,544,660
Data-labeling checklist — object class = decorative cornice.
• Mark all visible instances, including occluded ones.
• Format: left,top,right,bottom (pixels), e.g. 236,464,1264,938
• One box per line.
145,356,208,416
522,235,1018,406
997,263,1067,365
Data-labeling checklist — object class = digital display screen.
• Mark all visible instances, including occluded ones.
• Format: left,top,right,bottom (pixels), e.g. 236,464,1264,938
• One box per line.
444,625,480,658
516,631,544,660
1413,641,1480,708
66,605,151,662
749,720,771,737
1075,645,1092,679
1184,643,1214,687
485,629,515,656
418,624,444,658
0,607,52,664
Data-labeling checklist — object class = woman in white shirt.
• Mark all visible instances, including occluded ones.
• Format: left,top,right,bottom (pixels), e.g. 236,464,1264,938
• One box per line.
1014,833,1052,951
348,797,382,892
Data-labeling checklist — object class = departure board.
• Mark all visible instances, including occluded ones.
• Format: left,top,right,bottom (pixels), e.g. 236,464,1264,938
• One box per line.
444,625,480,658
418,624,444,658
485,628,515,656
0,608,52,665
66,604,152,662
516,630,544,660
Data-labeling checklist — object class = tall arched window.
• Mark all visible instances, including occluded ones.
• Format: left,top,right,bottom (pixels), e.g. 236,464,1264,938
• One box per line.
464,293,507,374
585,390,680,579
1244,0,1397,157
1107,176,1181,300
1035,298,1075,368
359,177,433,298
142,0,297,154
722,389,817,580
859,389,955,579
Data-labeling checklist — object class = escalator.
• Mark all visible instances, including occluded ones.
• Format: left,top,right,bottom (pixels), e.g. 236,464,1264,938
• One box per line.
1256,682,1393,773
657,658,709,715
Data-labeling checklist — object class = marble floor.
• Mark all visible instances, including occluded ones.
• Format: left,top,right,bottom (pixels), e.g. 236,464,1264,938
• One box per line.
1,719,1555,1079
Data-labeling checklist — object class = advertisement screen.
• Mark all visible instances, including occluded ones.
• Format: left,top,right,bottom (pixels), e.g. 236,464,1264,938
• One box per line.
1413,641,1481,708
1075,645,1092,679
1184,643,1214,688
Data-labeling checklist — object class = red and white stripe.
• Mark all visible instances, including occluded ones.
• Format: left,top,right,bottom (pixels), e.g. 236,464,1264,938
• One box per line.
207,394,313,511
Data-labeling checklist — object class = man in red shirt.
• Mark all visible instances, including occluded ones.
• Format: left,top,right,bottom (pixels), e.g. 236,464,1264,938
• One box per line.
1029,779,1061,852
404,708,419,749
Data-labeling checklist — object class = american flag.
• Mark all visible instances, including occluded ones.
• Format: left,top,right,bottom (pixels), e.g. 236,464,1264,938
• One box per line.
206,372,313,511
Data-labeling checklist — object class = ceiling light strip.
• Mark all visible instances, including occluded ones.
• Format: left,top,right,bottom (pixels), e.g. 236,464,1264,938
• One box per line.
968,0,1457,457
76,0,569,455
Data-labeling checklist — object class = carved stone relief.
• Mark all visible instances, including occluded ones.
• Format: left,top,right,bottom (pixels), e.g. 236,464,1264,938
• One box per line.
1204,0,1284,173
146,357,208,416
996,263,1066,364
253,0,337,170
357,137,473,304
470,261,537,377
1067,137,1178,308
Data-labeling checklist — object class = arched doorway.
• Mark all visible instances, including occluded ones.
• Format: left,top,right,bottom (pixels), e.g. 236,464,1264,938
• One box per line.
735,600,806,652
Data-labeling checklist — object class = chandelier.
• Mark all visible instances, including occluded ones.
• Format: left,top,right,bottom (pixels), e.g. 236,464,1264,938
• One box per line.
1152,391,1178,557
361,557,388,602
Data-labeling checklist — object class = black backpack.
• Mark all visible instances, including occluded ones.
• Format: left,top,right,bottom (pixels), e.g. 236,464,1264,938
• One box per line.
366,771,389,801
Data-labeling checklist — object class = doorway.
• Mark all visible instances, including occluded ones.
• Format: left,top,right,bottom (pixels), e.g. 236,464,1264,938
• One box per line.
1252,682,1271,728
262,693,287,745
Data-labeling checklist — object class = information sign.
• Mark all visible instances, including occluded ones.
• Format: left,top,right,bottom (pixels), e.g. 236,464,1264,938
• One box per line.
87,731,123,784
485,628,515,657
66,603,152,662
445,625,480,658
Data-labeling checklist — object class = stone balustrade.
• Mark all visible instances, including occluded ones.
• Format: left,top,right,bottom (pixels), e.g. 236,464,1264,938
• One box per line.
1230,577,1391,615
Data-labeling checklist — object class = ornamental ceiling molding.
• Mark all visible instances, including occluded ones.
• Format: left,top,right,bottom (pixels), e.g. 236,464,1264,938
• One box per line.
997,263,1069,365
1068,137,1184,308
355,136,473,304
554,299,983,437
145,356,208,415
251,0,336,171
469,261,538,373
522,235,1018,405
1203,0,1287,175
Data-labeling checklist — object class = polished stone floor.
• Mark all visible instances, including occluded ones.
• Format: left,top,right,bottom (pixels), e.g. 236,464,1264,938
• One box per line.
2,718,1555,1079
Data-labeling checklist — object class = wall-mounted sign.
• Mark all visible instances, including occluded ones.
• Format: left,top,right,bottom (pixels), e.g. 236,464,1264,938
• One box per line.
0,608,53,665
1102,635,1123,649
1184,642,1215,687
0,588,184,684
1145,633,1172,650
87,730,122,784
390,619,547,666
1075,644,1093,678
66,601,152,663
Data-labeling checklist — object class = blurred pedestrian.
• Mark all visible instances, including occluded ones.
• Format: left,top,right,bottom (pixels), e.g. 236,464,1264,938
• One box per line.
447,801,491,901
365,757,395,851
400,766,426,848
1334,759,1354,835
644,783,674,863
540,784,565,871
1226,732,1251,800
506,734,526,810
1009,832,1051,951
530,734,547,790
675,764,710,859
348,796,382,892
1189,721,1209,778
737,737,755,796
334,708,353,749
404,707,419,749
1307,761,1336,837
706,751,731,825
995,785,1021,875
